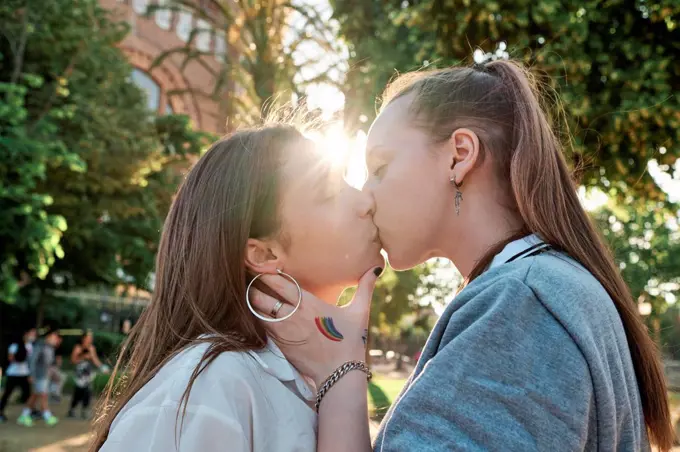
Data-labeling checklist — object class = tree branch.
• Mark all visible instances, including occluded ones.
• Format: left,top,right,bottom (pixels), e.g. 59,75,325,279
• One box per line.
10,0,30,85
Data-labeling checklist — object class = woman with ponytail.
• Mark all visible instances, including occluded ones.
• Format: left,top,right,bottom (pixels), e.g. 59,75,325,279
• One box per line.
251,60,673,451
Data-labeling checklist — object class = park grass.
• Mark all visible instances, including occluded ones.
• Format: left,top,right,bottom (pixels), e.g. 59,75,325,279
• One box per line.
368,376,408,420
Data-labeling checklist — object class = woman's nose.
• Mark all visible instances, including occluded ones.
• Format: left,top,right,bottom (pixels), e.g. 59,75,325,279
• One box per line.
356,188,376,218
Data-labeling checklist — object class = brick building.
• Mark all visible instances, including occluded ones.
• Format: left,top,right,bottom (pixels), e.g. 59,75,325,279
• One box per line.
100,0,229,134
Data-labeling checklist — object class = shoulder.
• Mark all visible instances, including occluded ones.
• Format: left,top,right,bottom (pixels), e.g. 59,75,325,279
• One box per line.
442,254,606,361
522,252,624,338
452,251,627,362
129,343,263,410
112,342,265,432
462,251,619,326
448,273,576,349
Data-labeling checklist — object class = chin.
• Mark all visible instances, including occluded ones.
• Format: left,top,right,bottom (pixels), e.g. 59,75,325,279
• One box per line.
385,249,421,271
350,252,385,282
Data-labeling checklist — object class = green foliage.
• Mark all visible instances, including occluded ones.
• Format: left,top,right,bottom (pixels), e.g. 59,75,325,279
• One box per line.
0,80,80,302
0,0,212,302
658,305,680,360
340,259,459,338
93,331,127,362
593,191,680,317
368,376,407,420
333,0,680,200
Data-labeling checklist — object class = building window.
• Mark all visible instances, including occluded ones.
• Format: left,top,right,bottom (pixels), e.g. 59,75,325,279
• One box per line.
196,19,212,52
131,69,161,112
132,0,148,15
176,9,192,42
214,29,226,62
155,0,172,30
165,102,174,114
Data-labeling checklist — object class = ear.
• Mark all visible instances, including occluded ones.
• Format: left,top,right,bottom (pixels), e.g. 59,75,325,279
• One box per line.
446,128,480,185
245,238,283,275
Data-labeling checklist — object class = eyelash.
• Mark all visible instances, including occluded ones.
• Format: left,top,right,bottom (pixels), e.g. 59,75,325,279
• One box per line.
372,165,387,179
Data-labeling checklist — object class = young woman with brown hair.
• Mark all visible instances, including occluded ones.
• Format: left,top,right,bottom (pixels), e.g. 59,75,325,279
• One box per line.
252,60,673,451
91,125,384,451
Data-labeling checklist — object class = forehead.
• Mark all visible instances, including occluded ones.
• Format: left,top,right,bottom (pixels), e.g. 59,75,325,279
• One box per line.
367,95,416,147
280,138,338,192
282,137,328,175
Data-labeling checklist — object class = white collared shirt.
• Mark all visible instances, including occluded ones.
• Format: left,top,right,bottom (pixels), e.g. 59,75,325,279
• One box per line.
487,233,549,270
101,339,317,451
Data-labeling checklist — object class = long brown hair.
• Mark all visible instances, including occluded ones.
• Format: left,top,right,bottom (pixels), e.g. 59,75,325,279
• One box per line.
90,125,305,450
382,60,673,450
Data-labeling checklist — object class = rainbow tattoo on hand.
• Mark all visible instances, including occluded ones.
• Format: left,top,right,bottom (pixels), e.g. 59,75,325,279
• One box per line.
315,317,344,342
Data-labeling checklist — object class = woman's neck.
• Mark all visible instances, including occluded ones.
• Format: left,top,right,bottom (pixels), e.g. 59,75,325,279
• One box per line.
308,285,344,306
439,194,524,278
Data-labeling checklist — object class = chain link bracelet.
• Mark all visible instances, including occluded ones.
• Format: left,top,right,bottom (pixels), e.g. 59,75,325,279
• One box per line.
315,360,372,413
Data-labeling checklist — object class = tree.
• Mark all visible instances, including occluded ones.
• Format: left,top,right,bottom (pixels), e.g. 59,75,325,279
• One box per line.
591,185,680,351
340,259,460,345
330,0,423,133
0,0,86,303
150,0,343,127
0,0,211,305
0,78,82,303
332,0,680,201
593,189,680,318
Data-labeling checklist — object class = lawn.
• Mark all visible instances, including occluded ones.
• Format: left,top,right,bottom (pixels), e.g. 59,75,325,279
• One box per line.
368,376,408,420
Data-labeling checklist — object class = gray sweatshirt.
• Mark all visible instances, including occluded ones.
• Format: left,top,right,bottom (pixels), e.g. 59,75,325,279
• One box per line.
374,250,649,451
29,341,55,380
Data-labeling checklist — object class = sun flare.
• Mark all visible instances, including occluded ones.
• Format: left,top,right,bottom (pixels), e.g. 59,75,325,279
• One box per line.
306,124,368,190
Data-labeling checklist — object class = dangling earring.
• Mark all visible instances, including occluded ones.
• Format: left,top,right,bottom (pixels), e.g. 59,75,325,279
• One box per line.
450,175,463,216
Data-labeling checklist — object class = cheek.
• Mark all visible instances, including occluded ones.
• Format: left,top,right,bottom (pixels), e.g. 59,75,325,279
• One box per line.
284,205,373,287
374,154,448,267
378,157,444,221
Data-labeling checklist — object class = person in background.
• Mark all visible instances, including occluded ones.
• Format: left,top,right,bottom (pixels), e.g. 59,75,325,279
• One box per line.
48,355,66,404
0,327,36,423
18,327,61,427
68,330,103,419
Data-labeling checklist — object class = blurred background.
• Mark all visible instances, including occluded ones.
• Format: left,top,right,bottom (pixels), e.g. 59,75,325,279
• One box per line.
0,0,678,450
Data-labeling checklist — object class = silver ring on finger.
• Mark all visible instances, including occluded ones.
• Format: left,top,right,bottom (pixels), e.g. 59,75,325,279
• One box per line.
270,301,284,319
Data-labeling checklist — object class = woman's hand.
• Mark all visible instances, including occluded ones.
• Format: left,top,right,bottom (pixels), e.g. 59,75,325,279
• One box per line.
250,266,382,386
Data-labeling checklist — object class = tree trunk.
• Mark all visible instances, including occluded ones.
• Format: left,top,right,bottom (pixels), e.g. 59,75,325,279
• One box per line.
36,290,45,328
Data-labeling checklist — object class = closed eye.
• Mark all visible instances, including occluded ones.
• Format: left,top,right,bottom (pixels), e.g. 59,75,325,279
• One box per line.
372,164,387,179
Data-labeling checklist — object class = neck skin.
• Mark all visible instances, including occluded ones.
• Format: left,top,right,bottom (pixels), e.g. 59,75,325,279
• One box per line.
308,285,345,306
435,180,524,278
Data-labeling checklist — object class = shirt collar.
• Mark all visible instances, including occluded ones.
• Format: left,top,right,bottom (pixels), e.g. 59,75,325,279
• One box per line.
247,339,316,402
488,233,548,270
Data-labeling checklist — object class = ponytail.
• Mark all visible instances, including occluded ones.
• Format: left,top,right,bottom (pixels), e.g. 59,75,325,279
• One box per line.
486,60,673,450
383,59,675,450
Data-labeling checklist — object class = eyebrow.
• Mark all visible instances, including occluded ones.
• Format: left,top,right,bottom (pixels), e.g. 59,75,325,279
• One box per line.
309,164,332,189
366,145,389,163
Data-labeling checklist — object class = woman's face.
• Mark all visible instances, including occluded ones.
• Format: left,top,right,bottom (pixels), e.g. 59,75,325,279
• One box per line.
83,333,93,347
273,138,384,300
364,95,453,270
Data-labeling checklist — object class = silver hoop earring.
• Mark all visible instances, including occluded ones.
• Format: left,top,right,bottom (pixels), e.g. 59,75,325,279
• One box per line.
246,269,302,323
450,175,463,216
